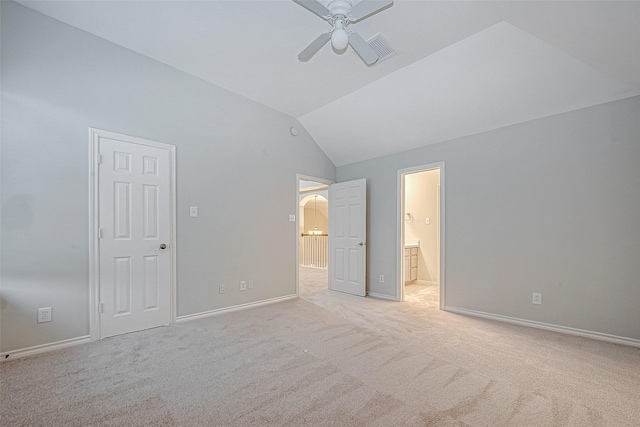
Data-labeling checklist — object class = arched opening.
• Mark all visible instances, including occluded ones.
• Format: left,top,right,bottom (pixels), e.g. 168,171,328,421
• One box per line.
299,193,328,268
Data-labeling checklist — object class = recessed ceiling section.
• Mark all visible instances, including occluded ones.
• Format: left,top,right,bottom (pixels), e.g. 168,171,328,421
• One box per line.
299,22,639,166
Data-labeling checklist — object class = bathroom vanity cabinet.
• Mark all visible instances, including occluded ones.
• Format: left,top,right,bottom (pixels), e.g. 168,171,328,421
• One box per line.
404,246,418,284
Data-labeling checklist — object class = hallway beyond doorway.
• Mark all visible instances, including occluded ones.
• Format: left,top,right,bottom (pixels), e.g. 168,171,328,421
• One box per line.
299,265,328,300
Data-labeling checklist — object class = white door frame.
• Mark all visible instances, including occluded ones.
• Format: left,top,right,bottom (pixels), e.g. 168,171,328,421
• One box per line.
396,162,445,308
295,174,334,297
89,128,177,341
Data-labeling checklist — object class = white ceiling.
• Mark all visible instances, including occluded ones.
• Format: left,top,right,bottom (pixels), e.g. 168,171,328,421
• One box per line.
300,21,636,165
18,1,640,166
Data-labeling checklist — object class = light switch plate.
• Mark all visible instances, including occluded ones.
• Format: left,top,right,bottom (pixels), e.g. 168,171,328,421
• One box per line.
190,206,198,217
289,214,296,222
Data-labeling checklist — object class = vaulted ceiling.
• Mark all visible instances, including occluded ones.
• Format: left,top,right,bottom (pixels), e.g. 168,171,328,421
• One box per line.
18,1,640,166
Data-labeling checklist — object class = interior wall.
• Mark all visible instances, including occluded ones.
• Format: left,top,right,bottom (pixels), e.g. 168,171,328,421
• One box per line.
405,170,440,283
0,2,335,353
337,96,640,341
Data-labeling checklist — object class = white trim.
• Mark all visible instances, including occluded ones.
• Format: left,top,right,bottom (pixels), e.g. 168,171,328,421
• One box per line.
367,291,397,301
176,295,298,323
295,174,334,298
415,280,437,286
89,128,177,341
397,162,446,307
445,306,640,348
89,130,100,341
1,336,91,361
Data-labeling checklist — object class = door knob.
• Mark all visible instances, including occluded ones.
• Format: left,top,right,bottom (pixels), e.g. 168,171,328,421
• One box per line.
357,242,365,246
154,243,168,252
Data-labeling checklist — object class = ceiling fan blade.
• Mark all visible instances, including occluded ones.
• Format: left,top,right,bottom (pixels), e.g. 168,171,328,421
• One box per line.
298,32,331,62
348,31,379,66
292,0,332,19
348,0,394,21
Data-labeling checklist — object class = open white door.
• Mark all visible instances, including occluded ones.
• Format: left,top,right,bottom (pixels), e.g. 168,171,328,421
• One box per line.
328,179,366,296
97,133,173,338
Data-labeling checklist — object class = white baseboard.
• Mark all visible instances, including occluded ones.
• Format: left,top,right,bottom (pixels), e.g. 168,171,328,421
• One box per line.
416,280,437,286
444,306,640,348
1,335,91,362
367,291,398,301
299,265,328,270
176,294,298,323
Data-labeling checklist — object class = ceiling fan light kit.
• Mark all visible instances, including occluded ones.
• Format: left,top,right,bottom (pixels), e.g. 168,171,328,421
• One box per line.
331,20,349,50
293,0,394,66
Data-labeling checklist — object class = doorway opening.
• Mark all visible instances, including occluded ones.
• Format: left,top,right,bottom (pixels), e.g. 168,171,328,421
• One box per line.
397,163,445,308
296,175,331,298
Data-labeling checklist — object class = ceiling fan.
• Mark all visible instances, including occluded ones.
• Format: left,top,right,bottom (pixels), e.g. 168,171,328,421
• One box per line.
293,0,394,66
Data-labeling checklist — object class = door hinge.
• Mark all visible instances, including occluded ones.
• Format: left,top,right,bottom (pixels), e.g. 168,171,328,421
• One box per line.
98,228,103,239
96,154,102,164
99,303,104,313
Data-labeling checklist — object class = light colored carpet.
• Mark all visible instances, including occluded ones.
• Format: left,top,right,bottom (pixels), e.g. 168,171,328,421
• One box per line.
1,268,638,426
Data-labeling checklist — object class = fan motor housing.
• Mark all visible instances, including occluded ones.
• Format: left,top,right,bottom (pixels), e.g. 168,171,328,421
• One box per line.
328,0,353,17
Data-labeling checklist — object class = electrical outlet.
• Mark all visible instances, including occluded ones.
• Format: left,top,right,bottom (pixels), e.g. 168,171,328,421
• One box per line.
532,292,542,305
240,281,247,291
219,284,226,294
248,280,254,289
38,307,52,323
379,274,384,283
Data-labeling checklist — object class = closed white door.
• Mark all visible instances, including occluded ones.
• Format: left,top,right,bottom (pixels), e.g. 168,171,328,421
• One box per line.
328,179,367,296
98,136,172,338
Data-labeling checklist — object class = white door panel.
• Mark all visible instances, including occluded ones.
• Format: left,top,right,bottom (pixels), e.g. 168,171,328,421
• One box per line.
98,136,171,338
329,179,366,296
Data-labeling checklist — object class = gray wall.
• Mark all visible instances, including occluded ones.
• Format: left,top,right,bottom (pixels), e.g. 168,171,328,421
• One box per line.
338,96,640,341
0,2,335,353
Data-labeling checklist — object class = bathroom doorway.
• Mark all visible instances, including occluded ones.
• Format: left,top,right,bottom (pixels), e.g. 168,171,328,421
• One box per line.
296,175,332,298
397,163,445,308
